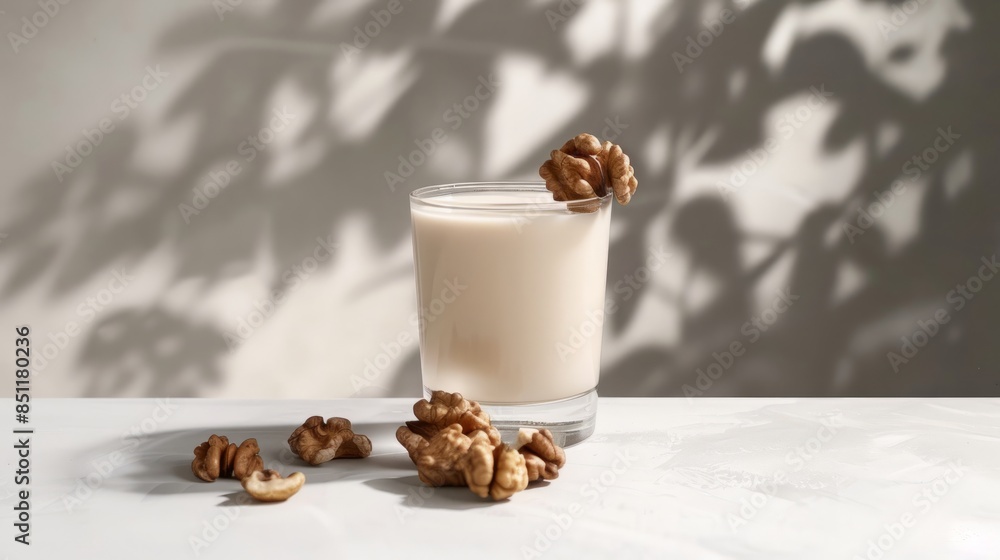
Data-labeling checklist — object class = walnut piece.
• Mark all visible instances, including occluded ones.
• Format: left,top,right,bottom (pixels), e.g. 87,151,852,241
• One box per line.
460,431,496,498
192,434,227,482
396,391,501,461
242,469,305,502
232,438,264,480
192,435,263,482
413,390,494,435
414,424,473,487
288,416,372,465
539,133,638,207
490,444,529,500
411,424,529,500
516,428,566,481
396,424,430,462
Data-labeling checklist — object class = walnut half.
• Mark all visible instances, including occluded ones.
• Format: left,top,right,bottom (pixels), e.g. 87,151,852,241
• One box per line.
490,444,530,500
516,428,566,481
288,416,372,465
192,435,263,482
539,133,638,207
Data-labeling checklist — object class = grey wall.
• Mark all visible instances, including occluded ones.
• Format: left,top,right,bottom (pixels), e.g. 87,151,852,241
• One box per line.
1,0,997,398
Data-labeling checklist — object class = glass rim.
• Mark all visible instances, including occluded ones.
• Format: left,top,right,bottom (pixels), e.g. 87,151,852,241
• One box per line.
409,182,612,213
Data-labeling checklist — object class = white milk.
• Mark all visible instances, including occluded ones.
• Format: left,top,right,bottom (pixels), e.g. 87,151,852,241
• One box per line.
411,190,611,403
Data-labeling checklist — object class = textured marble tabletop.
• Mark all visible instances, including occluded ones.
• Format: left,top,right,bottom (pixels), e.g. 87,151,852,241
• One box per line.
2,398,997,559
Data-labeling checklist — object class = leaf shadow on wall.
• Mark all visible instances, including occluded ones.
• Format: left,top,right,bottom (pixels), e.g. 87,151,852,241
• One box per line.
2,0,998,396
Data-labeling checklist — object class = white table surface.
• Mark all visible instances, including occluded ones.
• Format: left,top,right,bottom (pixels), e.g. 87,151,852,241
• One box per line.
2,398,998,559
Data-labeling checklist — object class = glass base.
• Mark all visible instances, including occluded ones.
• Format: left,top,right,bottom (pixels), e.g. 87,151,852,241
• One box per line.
424,387,598,447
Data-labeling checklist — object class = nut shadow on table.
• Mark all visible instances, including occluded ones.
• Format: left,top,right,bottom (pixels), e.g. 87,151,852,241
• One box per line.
362,476,506,510
104,422,413,498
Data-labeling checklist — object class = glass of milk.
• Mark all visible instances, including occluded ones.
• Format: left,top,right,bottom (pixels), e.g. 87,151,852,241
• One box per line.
410,182,612,445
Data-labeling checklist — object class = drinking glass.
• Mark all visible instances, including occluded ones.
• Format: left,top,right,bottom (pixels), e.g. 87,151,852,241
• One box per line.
410,182,612,445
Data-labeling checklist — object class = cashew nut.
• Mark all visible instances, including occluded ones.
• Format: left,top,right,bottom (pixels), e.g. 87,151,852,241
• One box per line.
241,470,305,502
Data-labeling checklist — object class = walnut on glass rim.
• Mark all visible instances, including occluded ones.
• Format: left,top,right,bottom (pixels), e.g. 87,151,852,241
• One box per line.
288,416,372,465
192,435,264,482
539,133,638,207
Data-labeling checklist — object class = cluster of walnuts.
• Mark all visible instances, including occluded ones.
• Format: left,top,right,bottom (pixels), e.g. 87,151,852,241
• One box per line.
396,390,566,500
192,393,567,503
539,133,638,209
